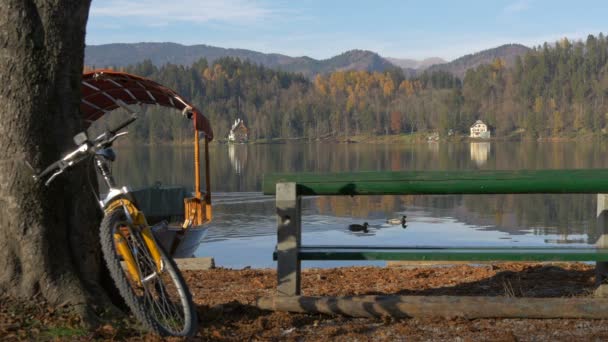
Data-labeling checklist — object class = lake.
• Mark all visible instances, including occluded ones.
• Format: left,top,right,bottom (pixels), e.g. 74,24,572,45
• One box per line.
106,140,608,268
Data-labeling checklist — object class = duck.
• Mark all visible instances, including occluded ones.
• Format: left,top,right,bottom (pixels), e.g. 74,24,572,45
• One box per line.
387,215,407,227
348,222,369,233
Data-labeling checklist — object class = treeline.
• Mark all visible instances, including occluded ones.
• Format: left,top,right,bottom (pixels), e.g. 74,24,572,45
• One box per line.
87,33,608,143
464,34,608,137
86,58,311,143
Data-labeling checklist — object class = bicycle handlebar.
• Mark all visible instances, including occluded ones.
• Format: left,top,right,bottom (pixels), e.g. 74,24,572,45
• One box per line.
35,160,64,181
33,143,90,185
35,114,138,186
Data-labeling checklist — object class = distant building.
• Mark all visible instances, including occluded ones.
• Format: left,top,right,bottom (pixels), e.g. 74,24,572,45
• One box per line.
470,120,490,138
228,118,249,143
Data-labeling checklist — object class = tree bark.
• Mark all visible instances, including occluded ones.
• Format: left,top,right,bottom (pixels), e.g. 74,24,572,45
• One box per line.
0,0,112,323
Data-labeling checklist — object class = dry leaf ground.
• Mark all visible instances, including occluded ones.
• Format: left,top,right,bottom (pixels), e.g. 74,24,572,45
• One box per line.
2,263,608,341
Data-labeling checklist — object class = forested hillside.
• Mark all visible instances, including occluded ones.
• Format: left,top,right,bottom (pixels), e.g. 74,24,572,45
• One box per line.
426,44,531,78
463,35,608,137
85,43,399,78
89,34,608,143
85,42,525,78
85,42,294,68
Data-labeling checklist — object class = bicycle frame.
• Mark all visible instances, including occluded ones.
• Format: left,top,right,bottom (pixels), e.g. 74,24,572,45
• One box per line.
33,73,206,334
97,154,164,284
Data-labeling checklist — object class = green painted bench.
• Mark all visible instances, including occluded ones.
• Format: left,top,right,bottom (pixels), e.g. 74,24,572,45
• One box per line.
263,170,608,296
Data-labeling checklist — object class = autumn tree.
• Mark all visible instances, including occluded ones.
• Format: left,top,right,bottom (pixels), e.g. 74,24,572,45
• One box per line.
90,33,608,141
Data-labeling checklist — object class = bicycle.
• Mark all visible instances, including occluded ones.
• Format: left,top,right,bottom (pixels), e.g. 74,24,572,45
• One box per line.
34,114,198,337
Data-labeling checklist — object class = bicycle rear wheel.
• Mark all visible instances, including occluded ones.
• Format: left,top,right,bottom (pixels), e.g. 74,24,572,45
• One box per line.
100,208,198,337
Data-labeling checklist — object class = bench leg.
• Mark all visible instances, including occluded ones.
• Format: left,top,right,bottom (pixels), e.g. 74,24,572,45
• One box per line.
596,194,608,297
276,182,301,296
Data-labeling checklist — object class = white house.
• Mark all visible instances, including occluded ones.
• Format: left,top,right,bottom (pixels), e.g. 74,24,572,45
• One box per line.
470,120,490,138
228,118,248,143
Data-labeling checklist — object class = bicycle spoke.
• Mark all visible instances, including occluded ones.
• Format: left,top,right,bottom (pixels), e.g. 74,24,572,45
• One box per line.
121,226,186,333
102,204,196,336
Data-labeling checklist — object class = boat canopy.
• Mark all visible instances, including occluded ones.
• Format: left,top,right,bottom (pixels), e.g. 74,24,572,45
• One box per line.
81,70,213,140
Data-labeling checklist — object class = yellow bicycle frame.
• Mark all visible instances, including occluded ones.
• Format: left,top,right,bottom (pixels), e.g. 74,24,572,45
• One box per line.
105,198,163,285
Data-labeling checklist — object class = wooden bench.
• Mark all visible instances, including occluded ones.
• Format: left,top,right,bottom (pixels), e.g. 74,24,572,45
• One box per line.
263,170,608,296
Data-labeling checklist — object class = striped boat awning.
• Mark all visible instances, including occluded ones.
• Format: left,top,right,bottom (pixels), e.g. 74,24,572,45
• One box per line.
81,70,213,140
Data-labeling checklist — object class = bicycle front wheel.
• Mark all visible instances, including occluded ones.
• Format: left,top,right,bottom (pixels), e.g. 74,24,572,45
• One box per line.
100,208,198,337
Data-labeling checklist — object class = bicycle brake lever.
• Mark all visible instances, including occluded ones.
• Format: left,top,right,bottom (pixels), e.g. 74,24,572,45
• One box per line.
44,169,63,186
115,131,128,139
107,131,129,145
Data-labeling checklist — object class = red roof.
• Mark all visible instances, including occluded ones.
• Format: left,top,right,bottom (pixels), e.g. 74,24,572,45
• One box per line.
81,70,213,140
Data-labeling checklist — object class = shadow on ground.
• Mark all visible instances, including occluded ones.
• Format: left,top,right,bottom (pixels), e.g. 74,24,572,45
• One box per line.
186,263,602,340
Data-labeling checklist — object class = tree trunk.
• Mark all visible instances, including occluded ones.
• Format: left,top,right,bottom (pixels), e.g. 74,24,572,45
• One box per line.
0,0,113,323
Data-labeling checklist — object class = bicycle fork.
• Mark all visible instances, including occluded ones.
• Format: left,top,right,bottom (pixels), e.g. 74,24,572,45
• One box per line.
106,199,164,285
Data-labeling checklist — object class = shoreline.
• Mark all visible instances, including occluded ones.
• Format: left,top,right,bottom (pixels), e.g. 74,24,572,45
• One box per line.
115,132,608,147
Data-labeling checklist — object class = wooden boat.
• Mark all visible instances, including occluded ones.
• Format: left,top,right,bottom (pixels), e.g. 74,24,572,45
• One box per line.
80,70,213,258
128,185,211,258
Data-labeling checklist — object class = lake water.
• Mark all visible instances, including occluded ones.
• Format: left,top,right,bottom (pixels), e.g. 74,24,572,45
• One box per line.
107,141,608,269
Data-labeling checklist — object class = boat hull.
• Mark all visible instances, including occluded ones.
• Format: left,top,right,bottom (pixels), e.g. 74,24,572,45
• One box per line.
153,225,209,258
128,186,210,258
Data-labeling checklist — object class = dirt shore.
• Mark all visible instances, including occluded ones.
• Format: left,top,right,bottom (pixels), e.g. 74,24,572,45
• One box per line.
3,263,608,341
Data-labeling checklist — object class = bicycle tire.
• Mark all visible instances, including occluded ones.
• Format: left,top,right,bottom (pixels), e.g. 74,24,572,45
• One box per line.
100,207,198,337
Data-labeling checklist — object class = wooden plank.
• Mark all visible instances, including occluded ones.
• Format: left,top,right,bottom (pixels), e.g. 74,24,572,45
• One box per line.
263,169,608,196
385,260,571,267
256,295,608,319
276,182,301,296
596,194,608,297
274,246,608,262
174,257,215,270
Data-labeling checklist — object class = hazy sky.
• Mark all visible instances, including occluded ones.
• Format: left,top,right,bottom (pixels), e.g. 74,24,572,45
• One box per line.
87,0,608,61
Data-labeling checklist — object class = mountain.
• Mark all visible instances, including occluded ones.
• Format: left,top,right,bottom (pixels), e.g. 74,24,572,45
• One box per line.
297,49,396,75
426,44,531,78
385,57,446,70
269,49,397,77
85,42,534,79
85,42,293,68
85,43,396,77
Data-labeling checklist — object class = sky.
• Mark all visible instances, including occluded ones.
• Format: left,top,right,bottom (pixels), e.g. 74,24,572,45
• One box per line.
87,0,608,61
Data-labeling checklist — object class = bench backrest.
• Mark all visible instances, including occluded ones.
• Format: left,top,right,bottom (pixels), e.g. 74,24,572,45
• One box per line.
263,169,608,196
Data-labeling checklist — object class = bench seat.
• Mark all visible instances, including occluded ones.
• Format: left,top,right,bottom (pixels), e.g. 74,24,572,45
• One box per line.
274,245,608,262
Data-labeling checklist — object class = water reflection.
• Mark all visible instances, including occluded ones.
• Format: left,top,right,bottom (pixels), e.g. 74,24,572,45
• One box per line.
108,141,608,192
228,144,248,174
106,141,608,268
202,192,593,268
427,141,439,153
470,142,491,166
543,233,587,244
205,193,597,243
